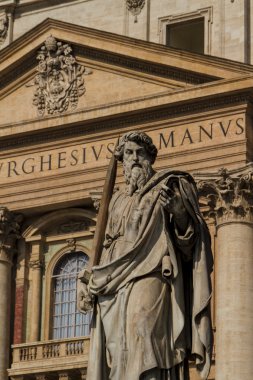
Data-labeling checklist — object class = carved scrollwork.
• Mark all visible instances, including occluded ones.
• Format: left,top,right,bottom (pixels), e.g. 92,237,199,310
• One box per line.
90,190,102,211
0,207,23,263
0,12,8,44
58,372,71,380
28,35,92,116
126,0,145,22
90,187,119,212
196,165,253,224
66,238,76,252
29,259,44,270
35,374,47,380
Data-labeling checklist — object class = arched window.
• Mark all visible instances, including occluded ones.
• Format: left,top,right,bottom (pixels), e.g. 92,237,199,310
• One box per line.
52,251,92,339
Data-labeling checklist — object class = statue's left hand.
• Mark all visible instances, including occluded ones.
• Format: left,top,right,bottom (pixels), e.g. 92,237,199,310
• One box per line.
159,183,190,233
77,269,94,314
159,183,185,217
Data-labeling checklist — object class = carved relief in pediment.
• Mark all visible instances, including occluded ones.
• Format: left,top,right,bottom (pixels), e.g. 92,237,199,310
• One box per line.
27,35,92,116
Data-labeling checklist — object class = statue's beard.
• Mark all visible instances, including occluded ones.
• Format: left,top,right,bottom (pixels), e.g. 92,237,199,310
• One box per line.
123,161,154,196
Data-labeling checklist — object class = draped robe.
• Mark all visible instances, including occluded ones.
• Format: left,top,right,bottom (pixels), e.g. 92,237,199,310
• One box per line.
87,170,213,380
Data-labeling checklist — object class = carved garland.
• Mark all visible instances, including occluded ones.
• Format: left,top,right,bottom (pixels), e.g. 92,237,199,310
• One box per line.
126,0,145,22
29,36,92,116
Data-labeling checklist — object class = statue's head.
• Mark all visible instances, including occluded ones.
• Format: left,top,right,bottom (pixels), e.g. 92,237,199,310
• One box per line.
115,131,157,164
115,131,158,195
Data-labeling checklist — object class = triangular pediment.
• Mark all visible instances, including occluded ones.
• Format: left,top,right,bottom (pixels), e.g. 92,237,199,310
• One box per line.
1,18,253,141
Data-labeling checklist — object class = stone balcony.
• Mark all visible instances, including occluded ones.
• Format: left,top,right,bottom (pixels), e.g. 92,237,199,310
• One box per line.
8,336,215,380
8,337,90,380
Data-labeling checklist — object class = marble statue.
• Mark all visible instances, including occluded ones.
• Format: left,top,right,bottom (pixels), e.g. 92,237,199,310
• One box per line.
78,131,213,380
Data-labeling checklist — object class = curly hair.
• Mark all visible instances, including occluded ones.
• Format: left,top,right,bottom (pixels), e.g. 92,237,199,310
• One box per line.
114,131,158,164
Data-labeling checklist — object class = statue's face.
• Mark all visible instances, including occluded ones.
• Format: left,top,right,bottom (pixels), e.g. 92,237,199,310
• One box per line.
123,141,152,168
122,141,153,195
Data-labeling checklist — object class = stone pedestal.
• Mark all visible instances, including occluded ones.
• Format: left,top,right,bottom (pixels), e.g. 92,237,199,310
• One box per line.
0,207,21,380
197,164,253,380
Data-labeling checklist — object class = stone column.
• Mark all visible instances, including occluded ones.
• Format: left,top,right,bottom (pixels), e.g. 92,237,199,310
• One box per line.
197,164,253,380
0,207,21,380
29,240,43,342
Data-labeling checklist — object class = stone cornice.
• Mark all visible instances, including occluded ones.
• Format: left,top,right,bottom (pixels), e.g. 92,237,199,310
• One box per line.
0,35,217,92
0,0,16,12
7,19,253,72
74,45,216,85
195,164,253,225
2,18,253,81
0,91,251,151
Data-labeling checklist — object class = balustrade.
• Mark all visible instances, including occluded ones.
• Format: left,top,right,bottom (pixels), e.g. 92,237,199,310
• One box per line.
9,337,89,380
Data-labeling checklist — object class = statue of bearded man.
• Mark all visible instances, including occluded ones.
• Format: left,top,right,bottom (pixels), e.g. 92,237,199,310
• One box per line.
78,131,213,380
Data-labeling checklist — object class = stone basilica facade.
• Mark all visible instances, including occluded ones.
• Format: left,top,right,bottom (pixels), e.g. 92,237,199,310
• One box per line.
0,1,253,380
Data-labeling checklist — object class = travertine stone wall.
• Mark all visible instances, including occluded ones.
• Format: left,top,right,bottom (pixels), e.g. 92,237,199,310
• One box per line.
1,0,253,63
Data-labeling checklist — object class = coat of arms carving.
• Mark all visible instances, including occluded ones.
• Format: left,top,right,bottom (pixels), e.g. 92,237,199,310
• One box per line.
29,36,92,116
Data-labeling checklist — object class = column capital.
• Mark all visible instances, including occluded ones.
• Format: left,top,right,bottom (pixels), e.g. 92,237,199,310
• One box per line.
0,207,23,264
35,375,47,380
58,372,71,380
195,164,253,225
29,259,44,270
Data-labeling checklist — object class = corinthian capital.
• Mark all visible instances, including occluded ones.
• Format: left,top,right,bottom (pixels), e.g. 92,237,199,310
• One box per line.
0,207,23,263
195,164,253,224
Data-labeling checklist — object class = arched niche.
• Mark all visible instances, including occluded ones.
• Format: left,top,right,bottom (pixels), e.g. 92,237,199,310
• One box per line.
23,208,97,240
21,208,96,342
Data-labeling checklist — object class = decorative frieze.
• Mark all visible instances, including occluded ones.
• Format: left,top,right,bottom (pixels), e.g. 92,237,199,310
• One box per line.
126,0,145,22
196,164,253,224
28,35,92,116
58,219,94,234
0,207,22,263
0,92,249,152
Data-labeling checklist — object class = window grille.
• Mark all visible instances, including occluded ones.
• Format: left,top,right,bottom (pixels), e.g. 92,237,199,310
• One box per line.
52,252,92,339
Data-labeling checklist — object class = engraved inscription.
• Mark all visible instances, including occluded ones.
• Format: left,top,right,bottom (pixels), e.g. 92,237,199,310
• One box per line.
0,116,245,182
